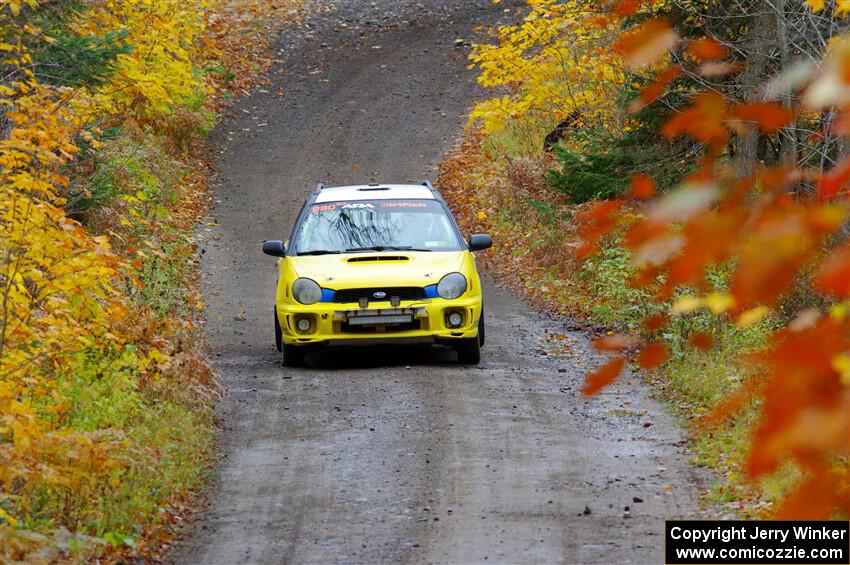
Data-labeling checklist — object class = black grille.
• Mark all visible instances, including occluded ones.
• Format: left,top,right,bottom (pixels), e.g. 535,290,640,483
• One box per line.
333,287,426,304
342,320,422,333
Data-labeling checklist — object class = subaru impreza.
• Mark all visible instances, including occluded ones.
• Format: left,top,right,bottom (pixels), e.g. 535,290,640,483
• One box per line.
262,181,492,366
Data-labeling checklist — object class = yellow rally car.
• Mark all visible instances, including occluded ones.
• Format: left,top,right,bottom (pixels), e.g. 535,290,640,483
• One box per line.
262,181,492,366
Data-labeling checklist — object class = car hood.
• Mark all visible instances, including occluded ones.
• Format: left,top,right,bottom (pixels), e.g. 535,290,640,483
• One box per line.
290,251,465,289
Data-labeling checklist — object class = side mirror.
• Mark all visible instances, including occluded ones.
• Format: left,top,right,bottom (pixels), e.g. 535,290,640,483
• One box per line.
262,240,286,257
468,234,493,252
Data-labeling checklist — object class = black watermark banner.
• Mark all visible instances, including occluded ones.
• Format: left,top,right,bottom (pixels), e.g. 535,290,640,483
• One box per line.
666,520,849,564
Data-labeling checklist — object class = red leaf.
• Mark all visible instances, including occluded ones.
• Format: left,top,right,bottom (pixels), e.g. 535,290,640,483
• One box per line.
628,265,661,289
736,102,794,134
813,244,850,298
638,342,669,369
816,156,850,201
581,357,626,395
630,173,657,199
642,313,669,331
688,331,714,351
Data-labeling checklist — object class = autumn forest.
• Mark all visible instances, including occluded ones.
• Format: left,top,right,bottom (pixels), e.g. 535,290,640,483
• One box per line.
1,0,849,562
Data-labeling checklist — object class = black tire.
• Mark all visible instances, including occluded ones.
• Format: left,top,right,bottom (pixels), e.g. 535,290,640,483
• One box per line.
478,309,485,347
282,344,305,367
274,308,282,352
455,337,481,365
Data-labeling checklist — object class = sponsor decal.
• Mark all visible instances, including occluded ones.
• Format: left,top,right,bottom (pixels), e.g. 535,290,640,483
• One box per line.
380,201,428,208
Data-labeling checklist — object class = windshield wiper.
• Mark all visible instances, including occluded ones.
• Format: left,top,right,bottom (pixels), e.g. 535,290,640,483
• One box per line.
297,249,342,256
345,245,413,252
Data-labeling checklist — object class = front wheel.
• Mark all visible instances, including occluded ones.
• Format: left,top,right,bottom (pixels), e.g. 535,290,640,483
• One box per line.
455,337,481,365
274,308,283,352
478,309,485,347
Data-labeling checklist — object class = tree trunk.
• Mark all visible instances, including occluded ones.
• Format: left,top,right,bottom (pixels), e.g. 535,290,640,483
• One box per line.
736,0,777,177
773,0,798,171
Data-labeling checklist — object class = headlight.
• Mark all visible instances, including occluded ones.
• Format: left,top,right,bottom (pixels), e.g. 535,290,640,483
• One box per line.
437,272,467,300
292,278,322,305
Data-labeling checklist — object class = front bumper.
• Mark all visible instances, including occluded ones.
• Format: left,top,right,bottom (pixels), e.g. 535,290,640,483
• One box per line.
276,296,481,347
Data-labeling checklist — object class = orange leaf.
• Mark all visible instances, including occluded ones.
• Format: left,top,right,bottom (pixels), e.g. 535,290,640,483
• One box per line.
576,199,624,259
687,38,727,61
613,18,679,69
593,333,637,351
700,378,761,427
638,342,669,369
661,92,728,149
628,265,661,289
611,0,642,16
630,173,656,199
747,317,850,478
581,357,626,395
736,102,794,134
759,165,799,192
813,244,850,298
816,155,850,201
774,472,849,520
629,65,682,112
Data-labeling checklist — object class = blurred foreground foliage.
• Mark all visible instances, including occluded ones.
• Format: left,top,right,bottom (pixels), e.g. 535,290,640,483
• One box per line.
459,0,850,518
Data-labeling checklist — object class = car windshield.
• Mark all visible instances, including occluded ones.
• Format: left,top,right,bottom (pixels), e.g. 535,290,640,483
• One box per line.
294,199,462,255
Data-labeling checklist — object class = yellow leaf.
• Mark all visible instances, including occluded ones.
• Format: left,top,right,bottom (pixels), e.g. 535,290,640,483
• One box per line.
672,295,702,314
832,353,850,385
705,293,735,314
736,306,770,327
0,508,18,527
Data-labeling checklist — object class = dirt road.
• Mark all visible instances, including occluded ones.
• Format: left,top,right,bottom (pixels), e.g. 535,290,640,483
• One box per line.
170,1,704,563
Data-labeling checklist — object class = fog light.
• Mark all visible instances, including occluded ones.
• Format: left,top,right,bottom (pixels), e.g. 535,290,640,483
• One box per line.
447,311,463,328
296,317,312,332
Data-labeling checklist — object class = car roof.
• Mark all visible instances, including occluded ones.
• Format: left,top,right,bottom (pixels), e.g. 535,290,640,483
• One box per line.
313,183,436,203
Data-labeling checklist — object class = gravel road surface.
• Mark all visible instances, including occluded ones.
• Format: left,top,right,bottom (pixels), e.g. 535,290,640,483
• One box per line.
170,1,704,563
